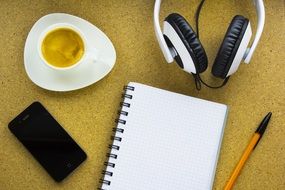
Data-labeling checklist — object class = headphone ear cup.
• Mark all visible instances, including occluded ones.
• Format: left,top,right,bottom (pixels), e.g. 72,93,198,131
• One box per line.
164,13,208,73
212,15,249,79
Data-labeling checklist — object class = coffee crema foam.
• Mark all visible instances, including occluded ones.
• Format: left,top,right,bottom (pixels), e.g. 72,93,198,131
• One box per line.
41,28,84,68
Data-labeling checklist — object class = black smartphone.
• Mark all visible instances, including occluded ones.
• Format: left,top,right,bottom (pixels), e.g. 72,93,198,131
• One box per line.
8,102,87,182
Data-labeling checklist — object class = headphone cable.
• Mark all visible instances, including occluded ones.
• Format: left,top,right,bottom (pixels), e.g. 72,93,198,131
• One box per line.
192,74,230,90
195,0,206,38
194,0,230,90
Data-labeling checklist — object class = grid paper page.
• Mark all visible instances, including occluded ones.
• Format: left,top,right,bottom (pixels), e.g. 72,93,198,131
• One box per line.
102,82,228,190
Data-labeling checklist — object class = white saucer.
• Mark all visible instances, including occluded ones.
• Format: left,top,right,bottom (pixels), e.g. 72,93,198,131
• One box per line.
24,13,116,91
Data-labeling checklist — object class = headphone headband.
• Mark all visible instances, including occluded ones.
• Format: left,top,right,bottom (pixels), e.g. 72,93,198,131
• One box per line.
244,0,265,63
154,0,265,64
154,0,173,63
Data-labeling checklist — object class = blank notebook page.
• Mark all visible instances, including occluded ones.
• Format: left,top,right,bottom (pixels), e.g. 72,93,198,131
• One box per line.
101,82,228,190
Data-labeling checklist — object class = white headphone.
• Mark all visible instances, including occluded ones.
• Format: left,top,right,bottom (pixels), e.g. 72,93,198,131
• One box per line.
154,0,265,89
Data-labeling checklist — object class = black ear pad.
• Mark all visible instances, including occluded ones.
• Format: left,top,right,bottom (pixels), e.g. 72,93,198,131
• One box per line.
165,13,208,73
212,15,249,79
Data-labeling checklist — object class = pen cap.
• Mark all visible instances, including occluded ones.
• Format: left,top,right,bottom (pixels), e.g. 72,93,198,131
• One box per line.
255,112,272,135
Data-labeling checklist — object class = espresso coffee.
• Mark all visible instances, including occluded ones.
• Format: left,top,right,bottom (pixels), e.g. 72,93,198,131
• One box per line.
41,28,84,68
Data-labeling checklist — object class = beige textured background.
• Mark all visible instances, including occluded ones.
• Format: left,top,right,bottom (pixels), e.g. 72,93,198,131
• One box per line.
0,0,284,189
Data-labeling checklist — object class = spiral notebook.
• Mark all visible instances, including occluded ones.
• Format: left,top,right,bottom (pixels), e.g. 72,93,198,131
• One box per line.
100,82,228,190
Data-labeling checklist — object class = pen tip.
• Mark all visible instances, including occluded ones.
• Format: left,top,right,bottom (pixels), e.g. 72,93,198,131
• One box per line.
266,112,272,119
255,112,272,135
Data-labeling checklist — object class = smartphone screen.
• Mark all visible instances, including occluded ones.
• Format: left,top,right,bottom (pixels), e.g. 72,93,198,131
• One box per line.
8,102,87,182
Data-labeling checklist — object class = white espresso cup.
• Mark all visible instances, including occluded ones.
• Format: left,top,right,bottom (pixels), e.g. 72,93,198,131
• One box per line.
37,23,97,71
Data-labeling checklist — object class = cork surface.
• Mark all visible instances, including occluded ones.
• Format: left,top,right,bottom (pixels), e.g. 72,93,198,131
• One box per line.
0,0,284,189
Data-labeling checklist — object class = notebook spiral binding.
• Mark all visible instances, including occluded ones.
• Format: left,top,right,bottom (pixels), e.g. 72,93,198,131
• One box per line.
98,85,135,190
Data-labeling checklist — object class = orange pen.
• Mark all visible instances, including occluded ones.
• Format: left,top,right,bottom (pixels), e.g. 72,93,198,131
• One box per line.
224,112,272,190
